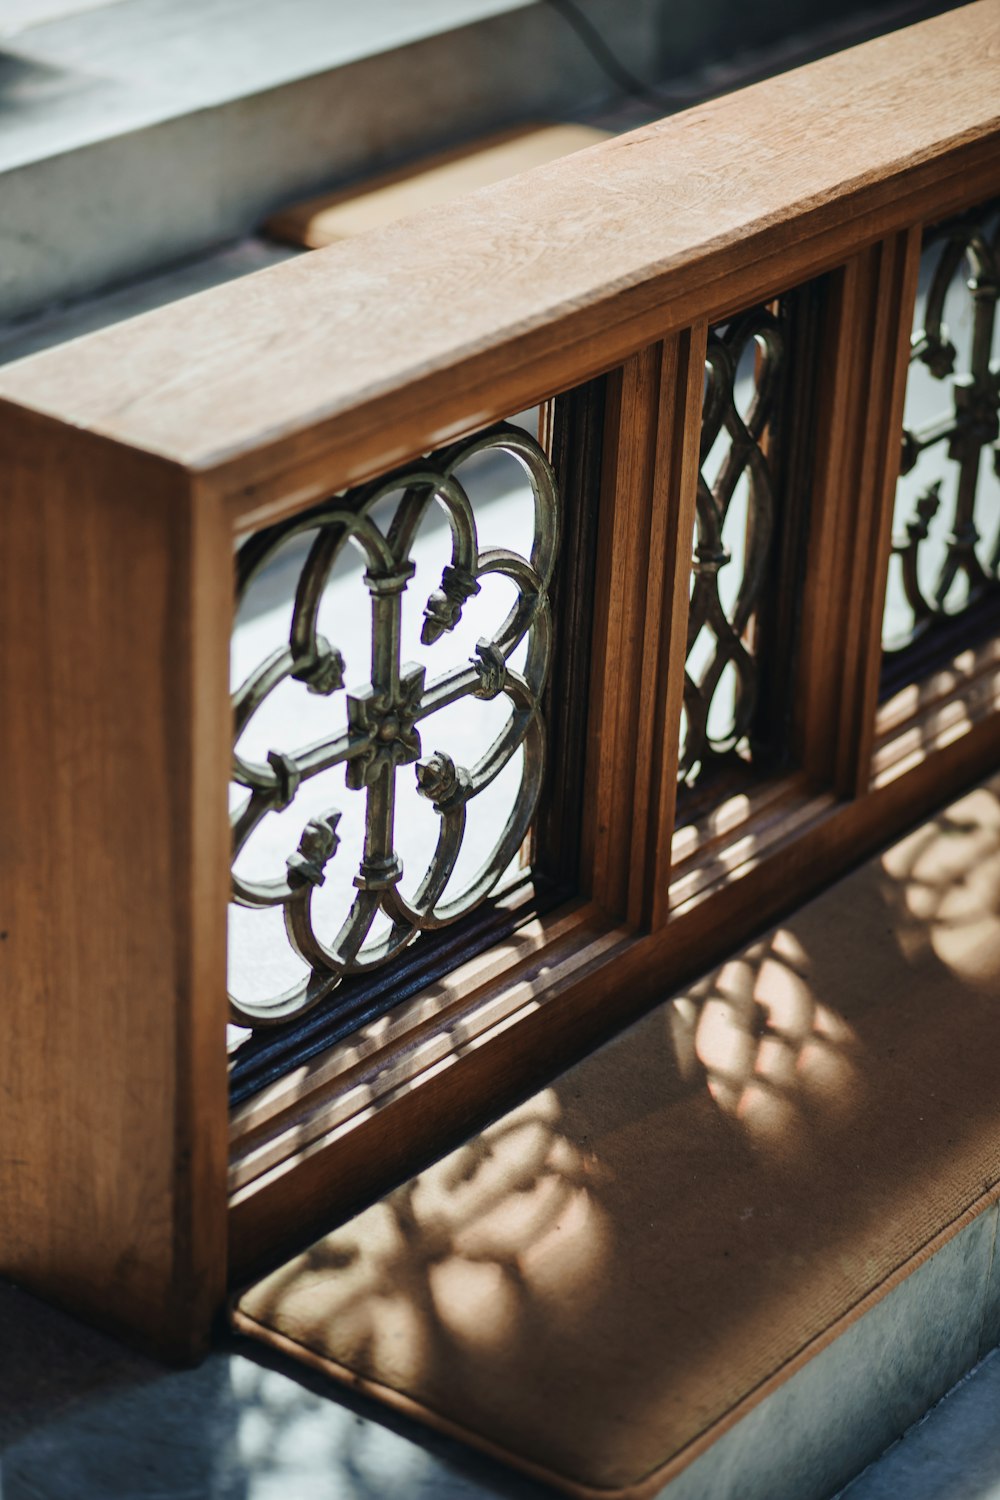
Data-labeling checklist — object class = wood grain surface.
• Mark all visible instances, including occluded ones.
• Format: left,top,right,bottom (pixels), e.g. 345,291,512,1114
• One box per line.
0,412,231,1357
0,2,995,513
265,124,612,248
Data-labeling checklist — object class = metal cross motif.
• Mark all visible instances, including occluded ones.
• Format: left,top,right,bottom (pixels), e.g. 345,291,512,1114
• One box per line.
681,308,784,787
229,423,559,1027
886,204,1000,651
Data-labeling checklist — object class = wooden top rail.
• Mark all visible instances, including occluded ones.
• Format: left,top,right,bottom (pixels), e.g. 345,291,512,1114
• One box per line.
0,1,997,520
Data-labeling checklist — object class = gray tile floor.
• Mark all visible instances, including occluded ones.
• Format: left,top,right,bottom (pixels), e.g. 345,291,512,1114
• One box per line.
4,1274,1000,1500
0,1281,550,1500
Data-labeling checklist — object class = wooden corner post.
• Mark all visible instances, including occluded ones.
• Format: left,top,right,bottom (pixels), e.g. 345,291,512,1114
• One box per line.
0,406,231,1360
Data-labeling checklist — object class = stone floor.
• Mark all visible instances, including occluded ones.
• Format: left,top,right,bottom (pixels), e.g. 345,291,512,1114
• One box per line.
0,1280,549,1500
3,1274,999,1500
839,1351,1000,1500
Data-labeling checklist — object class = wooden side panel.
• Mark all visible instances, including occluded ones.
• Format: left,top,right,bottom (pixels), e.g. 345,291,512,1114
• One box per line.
0,408,231,1358
796,229,922,796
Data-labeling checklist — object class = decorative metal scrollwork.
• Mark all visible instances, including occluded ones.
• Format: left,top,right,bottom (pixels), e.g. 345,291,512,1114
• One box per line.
229,423,559,1027
681,308,785,786
885,203,1000,651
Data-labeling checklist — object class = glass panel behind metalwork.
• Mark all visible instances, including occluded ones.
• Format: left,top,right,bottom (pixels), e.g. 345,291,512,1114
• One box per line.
882,202,1000,662
228,415,558,1032
680,307,785,790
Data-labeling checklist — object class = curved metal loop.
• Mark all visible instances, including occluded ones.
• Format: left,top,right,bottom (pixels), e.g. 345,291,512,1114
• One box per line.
442,421,561,589
888,202,1000,656
228,420,559,1027
683,308,784,786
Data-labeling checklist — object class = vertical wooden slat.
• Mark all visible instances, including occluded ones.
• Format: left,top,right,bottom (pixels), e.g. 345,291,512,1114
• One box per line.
752,283,826,772
642,328,708,930
582,348,659,919
0,410,231,1359
582,329,706,928
795,228,922,797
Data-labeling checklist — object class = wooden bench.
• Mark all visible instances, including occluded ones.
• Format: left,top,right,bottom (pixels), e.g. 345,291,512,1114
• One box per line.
0,2,997,1374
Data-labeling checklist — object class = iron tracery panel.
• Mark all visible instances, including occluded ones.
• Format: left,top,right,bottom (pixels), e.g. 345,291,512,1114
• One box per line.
228,421,559,1029
680,307,786,791
882,202,1000,675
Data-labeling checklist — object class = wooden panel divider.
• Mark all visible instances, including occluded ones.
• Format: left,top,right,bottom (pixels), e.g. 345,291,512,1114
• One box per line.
840,231,923,795
584,329,707,927
641,329,708,929
583,345,663,920
795,230,923,795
